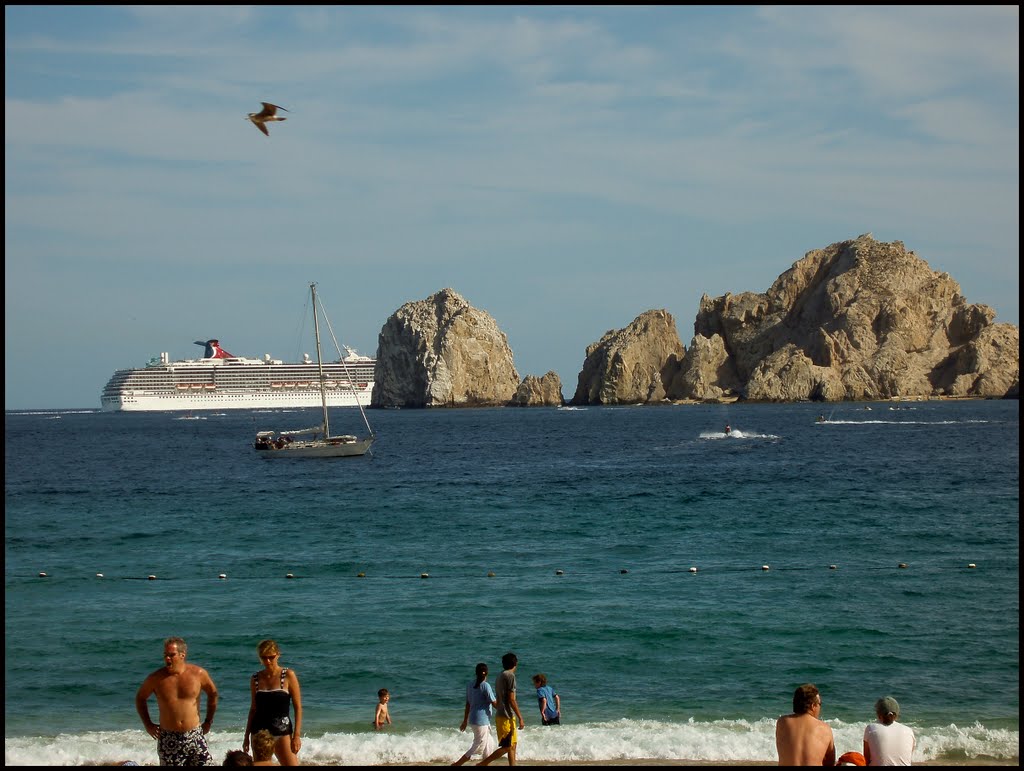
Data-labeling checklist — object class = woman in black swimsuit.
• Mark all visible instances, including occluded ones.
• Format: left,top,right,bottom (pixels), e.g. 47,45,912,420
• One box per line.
243,639,303,766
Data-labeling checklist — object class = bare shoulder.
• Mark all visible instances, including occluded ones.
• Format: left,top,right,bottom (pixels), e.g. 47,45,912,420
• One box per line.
188,663,215,683
138,668,165,690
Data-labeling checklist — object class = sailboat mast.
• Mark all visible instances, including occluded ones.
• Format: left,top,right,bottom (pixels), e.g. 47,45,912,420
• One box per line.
310,282,330,438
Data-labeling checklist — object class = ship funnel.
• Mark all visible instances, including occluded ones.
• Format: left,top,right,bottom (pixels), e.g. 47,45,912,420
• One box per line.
194,339,235,359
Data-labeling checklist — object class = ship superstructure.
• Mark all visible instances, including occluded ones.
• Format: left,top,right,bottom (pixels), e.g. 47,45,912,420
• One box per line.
100,339,375,412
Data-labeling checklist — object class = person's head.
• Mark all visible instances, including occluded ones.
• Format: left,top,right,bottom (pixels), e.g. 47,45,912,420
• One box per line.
257,639,280,664
474,662,488,687
223,749,254,766
252,730,276,762
378,688,389,702
532,673,547,687
792,683,821,715
163,637,187,668
874,696,900,725
502,652,518,671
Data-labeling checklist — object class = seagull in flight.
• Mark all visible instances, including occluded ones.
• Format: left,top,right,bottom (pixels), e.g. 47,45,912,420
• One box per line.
247,102,289,136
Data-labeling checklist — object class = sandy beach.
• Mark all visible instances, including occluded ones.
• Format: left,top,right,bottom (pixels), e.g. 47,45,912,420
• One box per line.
272,759,1019,767
379,760,1016,767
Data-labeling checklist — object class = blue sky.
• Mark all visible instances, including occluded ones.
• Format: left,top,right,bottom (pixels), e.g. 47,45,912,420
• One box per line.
5,6,1019,410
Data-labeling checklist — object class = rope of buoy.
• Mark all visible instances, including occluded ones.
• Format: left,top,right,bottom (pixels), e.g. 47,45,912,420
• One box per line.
27,561,992,581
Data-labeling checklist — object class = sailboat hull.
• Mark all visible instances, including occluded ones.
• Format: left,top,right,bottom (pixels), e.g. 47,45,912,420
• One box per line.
255,436,374,458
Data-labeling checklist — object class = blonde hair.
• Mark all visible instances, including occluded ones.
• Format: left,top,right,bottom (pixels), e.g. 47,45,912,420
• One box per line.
252,730,276,761
257,639,280,658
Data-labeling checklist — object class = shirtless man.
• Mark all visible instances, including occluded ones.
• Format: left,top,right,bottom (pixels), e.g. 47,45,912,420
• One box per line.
135,636,219,766
775,683,836,766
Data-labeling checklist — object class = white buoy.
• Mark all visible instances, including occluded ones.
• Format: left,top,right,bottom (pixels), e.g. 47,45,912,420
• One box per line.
285,573,294,579
898,563,908,569
829,565,838,570
968,563,977,569
761,565,770,571
555,569,564,576
689,566,698,573
420,573,429,579
218,573,227,580
147,575,157,580
96,573,104,578
38,572,48,578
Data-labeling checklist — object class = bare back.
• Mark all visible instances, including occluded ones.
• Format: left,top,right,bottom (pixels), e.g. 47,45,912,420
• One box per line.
775,712,836,766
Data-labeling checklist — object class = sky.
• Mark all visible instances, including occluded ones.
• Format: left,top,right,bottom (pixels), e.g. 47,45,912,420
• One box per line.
5,6,1019,410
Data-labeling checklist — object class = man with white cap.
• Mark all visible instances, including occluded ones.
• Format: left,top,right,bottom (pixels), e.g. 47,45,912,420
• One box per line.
863,696,915,765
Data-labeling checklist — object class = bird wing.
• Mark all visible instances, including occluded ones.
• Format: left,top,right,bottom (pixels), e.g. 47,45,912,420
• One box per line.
251,118,270,136
261,102,288,113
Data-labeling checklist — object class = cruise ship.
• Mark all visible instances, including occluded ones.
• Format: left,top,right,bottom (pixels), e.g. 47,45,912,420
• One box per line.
100,339,375,412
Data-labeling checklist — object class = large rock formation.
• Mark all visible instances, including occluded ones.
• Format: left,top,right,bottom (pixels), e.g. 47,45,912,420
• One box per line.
567,235,1017,405
675,234,1019,402
371,235,1017,408
570,310,685,405
372,288,520,408
509,372,565,407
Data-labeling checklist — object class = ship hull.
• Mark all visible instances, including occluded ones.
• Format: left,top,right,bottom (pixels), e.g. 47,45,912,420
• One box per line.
101,387,372,412
255,436,375,458
100,353,376,412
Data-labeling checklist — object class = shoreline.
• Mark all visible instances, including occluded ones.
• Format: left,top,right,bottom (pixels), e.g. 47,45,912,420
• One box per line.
381,758,1019,767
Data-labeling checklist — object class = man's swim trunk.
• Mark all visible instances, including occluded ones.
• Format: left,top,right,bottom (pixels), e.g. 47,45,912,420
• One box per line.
157,726,214,766
495,715,518,748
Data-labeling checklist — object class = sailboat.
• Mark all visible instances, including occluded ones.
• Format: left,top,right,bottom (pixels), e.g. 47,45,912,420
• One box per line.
253,283,375,458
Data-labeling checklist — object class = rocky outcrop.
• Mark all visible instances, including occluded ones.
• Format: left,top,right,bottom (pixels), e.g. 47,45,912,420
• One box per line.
666,332,743,402
570,310,685,405
675,234,1018,402
371,288,520,408
370,236,1016,408
509,372,565,407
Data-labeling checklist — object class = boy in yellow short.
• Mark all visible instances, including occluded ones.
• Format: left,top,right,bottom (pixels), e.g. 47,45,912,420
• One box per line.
478,653,525,766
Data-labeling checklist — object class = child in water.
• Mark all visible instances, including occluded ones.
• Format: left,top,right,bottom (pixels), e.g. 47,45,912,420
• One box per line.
531,673,561,726
373,688,392,730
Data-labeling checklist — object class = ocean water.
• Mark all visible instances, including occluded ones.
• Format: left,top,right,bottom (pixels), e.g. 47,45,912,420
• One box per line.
4,399,1019,766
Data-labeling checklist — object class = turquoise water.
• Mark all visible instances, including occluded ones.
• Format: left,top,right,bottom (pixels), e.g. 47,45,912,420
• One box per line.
4,400,1019,764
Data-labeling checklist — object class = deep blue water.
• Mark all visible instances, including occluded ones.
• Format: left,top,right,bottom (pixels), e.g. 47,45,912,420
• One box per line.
4,400,1019,765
